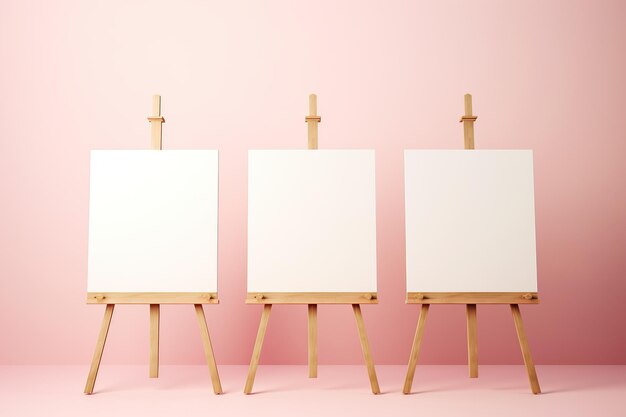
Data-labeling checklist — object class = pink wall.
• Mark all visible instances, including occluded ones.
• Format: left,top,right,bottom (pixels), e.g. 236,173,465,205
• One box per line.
1,0,625,366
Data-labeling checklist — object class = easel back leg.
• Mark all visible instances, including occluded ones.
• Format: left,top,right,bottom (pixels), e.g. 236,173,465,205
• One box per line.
466,304,478,378
308,304,318,378
149,304,160,378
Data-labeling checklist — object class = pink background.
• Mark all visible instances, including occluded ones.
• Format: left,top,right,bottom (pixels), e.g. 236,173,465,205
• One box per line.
1,0,624,366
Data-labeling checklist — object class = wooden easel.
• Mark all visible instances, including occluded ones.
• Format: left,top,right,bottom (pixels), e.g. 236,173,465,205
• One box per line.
402,94,541,395
243,94,381,395
84,95,223,395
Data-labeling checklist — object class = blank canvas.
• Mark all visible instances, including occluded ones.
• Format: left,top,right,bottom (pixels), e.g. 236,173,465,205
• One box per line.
404,150,537,293
87,150,218,293
248,150,377,293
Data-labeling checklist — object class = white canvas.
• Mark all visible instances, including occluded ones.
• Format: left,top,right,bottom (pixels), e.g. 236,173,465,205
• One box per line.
87,150,218,293
247,150,377,293
404,150,537,293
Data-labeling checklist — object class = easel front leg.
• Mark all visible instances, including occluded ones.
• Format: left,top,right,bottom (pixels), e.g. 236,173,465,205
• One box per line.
308,304,318,378
149,304,159,378
352,304,380,394
194,305,222,394
84,304,114,394
511,304,541,394
244,304,272,394
403,304,429,394
466,304,478,378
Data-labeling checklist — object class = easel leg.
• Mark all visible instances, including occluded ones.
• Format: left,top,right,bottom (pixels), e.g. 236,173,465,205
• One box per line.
194,304,223,394
352,304,380,394
403,304,429,394
511,304,541,394
149,304,159,378
308,304,318,378
84,304,114,394
466,304,478,378
244,304,272,394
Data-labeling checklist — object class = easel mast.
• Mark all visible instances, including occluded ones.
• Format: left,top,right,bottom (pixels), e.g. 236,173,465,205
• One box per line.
306,94,321,149
403,94,541,395
305,94,320,378
147,95,164,378
148,95,165,150
244,94,380,395
460,94,479,379
460,93,477,150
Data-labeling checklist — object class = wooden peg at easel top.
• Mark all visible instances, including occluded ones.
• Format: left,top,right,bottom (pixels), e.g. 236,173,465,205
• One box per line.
459,93,477,150
147,94,165,150
305,94,321,150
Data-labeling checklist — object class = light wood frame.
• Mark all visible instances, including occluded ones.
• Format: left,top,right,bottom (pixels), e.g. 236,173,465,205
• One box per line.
406,292,538,304
246,292,378,304
84,96,222,395
87,292,219,304
243,94,380,395
403,94,541,395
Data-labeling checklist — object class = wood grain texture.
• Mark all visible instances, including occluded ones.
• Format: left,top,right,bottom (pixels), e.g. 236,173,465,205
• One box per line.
308,304,318,378
244,304,272,394
87,293,218,304
149,304,159,378
403,304,429,394
246,292,378,304
466,304,478,378
194,304,222,394
511,304,541,394
352,304,380,394
406,292,538,304
84,304,114,394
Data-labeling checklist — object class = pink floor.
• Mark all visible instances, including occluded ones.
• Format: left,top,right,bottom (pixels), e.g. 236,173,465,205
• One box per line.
1,365,624,416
